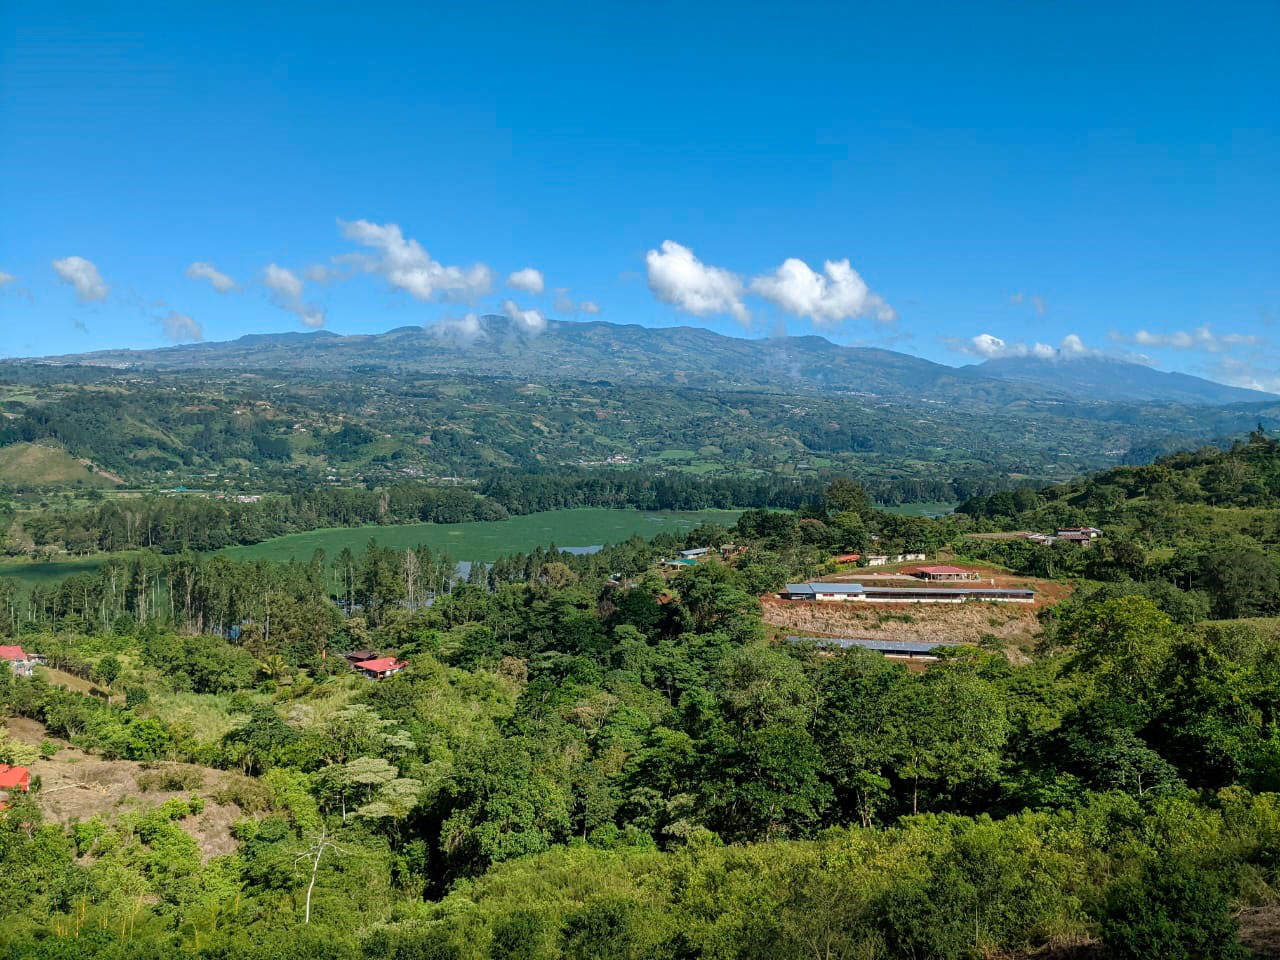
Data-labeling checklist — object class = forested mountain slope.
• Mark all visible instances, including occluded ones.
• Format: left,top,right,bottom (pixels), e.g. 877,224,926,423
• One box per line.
3,363,1280,497
17,315,1275,405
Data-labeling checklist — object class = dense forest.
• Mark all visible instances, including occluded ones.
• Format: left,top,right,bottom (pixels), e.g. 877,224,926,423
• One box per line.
0,462,1278,958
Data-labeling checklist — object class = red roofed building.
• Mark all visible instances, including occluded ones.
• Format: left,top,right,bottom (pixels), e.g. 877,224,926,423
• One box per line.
833,553,861,564
914,565,981,582
0,764,31,793
0,645,35,677
352,657,407,679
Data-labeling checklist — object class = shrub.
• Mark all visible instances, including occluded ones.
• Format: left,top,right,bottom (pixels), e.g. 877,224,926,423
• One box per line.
1101,857,1245,960
214,776,274,813
137,766,205,792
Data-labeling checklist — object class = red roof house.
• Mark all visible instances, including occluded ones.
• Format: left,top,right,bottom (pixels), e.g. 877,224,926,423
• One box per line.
833,553,862,564
352,657,407,679
0,764,31,793
0,645,25,662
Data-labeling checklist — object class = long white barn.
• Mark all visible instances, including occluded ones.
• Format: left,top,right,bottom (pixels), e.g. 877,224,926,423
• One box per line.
781,582,1034,604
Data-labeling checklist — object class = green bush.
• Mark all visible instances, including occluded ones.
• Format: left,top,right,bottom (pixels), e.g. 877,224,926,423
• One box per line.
1101,857,1245,960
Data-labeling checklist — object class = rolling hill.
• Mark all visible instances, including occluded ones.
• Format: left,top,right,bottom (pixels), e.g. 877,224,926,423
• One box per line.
973,355,1274,405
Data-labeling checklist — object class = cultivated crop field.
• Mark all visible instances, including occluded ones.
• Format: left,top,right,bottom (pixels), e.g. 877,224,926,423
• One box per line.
216,507,743,564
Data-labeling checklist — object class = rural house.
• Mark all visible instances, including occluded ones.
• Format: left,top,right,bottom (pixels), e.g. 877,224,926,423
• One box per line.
913,565,981,582
351,656,407,679
0,764,31,795
0,645,39,677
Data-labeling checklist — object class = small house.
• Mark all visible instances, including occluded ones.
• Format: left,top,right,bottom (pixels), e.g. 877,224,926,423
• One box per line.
679,547,711,560
1055,527,1102,546
0,645,35,678
913,565,980,582
0,764,31,794
865,555,890,566
833,553,861,564
352,657,407,680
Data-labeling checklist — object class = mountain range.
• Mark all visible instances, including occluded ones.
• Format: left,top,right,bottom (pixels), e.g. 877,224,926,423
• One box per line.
13,315,1275,407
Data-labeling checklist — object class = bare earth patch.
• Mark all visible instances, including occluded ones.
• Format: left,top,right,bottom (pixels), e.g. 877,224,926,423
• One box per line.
762,571,1072,657
6,716,248,860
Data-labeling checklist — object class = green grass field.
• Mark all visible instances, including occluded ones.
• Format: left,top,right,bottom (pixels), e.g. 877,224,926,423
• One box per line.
217,508,743,565
0,509,743,590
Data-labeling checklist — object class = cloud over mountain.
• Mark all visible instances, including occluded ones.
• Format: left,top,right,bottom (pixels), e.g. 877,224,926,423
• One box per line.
52,256,108,302
751,257,895,327
507,267,544,295
339,218,492,302
186,261,237,293
645,241,750,325
263,264,325,329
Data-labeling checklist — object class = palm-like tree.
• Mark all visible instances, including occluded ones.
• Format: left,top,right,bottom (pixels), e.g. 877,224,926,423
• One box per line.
259,654,291,685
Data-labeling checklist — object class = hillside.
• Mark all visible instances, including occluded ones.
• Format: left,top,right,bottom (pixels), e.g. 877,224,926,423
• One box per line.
974,354,1275,405
956,429,1280,620
0,441,119,489
4,364,1280,496
20,315,1270,407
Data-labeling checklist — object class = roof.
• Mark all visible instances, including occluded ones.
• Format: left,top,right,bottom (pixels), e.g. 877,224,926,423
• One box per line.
862,586,1034,598
0,646,25,661
786,636,965,655
785,582,1032,598
833,553,861,562
785,583,865,595
0,765,30,789
679,547,710,557
915,565,972,575
353,657,405,672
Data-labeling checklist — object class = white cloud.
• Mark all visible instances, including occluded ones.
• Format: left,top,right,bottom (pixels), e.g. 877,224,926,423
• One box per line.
507,267,544,295
431,312,485,342
645,240,749,325
1210,357,1280,394
750,257,895,328
262,263,325,329
1109,325,1261,353
501,298,547,335
552,287,601,315
338,218,492,302
185,261,237,293
0,271,14,288
52,256,108,302
948,332,1095,360
159,310,204,343
1009,291,1047,316
263,263,303,300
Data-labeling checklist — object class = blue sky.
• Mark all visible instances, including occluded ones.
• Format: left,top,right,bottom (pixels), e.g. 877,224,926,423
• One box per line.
1,2,1277,388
